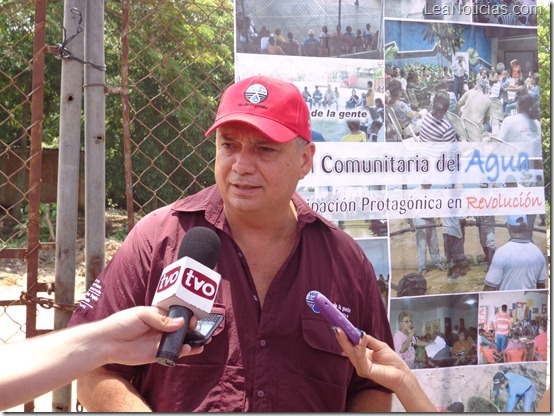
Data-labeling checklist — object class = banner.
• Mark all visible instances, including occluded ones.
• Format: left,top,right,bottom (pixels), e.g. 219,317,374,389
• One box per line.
235,0,548,412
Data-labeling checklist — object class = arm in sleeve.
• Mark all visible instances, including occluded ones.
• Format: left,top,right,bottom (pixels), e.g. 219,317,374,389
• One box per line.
70,217,159,410
505,390,518,412
483,256,503,289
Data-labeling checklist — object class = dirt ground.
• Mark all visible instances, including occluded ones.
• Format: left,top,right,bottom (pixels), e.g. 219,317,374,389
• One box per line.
0,212,126,412
0,210,126,300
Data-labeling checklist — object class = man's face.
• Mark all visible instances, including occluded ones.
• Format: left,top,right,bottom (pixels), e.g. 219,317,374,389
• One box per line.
215,123,314,217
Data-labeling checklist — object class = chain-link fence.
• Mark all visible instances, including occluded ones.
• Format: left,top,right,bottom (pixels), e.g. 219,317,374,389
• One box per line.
0,0,233,410
118,0,234,224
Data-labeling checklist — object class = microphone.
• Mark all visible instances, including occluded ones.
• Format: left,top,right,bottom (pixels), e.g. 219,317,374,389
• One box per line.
153,227,221,366
306,290,363,345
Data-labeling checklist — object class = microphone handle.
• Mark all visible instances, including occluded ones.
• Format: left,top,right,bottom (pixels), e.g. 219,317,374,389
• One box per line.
314,293,363,345
156,305,193,367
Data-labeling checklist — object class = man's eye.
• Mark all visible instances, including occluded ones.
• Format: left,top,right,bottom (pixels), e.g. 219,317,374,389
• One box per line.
260,146,276,152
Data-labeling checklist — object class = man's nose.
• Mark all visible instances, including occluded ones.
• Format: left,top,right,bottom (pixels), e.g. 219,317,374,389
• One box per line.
233,149,256,174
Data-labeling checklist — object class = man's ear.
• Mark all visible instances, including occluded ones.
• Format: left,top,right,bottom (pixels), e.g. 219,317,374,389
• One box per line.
299,142,316,179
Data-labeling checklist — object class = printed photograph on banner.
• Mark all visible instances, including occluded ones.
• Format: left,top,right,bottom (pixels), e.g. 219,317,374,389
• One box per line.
384,0,472,23
392,362,548,412
235,53,386,143
388,213,547,296
478,290,548,365
389,293,479,369
473,0,539,26
236,0,383,59
383,20,541,158
355,238,391,312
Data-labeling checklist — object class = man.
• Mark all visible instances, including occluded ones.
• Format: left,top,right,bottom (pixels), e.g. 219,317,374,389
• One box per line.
493,304,512,353
492,371,537,412
483,215,546,291
409,184,442,276
301,86,312,109
533,322,547,360
475,182,496,270
69,76,393,412
312,85,323,108
441,215,468,281
451,55,466,100
456,79,493,132
322,84,337,109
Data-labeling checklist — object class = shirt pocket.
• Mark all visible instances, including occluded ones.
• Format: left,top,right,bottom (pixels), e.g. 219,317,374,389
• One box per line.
275,317,352,411
301,315,346,356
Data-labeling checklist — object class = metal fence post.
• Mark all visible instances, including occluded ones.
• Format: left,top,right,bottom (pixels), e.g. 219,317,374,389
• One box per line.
52,0,86,411
84,0,106,289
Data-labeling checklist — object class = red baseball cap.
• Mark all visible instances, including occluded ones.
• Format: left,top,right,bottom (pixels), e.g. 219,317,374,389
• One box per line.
205,75,311,143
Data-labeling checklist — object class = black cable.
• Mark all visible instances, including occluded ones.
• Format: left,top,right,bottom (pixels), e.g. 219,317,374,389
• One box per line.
56,7,106,72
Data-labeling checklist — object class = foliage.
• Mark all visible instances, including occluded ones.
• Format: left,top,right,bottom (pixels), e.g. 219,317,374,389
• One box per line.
1,0,234,212
537,5,550,206
384,44,398,62
422,23,465,66
11,203,57,245
101,1,235,210
0,1,63,148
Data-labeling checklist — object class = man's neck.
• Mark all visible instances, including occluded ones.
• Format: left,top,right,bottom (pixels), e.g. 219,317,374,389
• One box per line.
225,201,298,241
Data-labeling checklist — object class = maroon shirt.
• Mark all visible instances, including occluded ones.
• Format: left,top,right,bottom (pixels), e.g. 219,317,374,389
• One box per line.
69,186,393,412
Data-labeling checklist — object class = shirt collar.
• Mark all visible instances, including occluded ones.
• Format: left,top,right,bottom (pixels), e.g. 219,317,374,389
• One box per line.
170,185,328,230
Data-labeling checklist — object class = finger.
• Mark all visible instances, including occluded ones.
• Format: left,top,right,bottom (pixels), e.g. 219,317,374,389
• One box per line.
189,315,198,331
138,306,186,332
180,344,204,358
363,333,389,351
334,327,357,354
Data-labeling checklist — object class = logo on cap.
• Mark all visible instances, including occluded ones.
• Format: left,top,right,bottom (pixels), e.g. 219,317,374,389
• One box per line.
244,84,268,104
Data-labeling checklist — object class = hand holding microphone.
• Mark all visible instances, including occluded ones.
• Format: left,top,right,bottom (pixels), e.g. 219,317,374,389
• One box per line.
152,227,221,366
305,290,363,345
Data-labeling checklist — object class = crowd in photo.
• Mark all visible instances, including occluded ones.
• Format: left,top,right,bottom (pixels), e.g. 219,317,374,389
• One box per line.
407,204,546,289
383,58,542,156
479,302,547,365
236,14,379,57
473,0,539,26
301,81,386,142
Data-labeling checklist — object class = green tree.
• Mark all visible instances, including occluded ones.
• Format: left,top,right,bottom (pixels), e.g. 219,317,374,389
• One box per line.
0,1,63,148
537,4,550,207
104,1,234,211
422,23,465,67
1,0,234,214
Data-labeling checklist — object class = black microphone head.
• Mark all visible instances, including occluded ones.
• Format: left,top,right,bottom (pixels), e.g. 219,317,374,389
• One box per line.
178,227,221,269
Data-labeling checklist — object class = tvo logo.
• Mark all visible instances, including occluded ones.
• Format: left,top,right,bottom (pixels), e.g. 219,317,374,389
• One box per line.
157,266,181,292
183,268,217,300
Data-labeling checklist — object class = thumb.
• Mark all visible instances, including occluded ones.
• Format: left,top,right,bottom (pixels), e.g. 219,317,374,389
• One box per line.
138,306,186,333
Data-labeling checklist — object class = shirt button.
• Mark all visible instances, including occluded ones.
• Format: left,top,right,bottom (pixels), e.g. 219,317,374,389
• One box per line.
260,339,267,347
257,390,265,398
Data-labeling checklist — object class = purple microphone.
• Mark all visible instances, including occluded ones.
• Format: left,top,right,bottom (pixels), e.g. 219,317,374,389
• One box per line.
306,290,363,345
